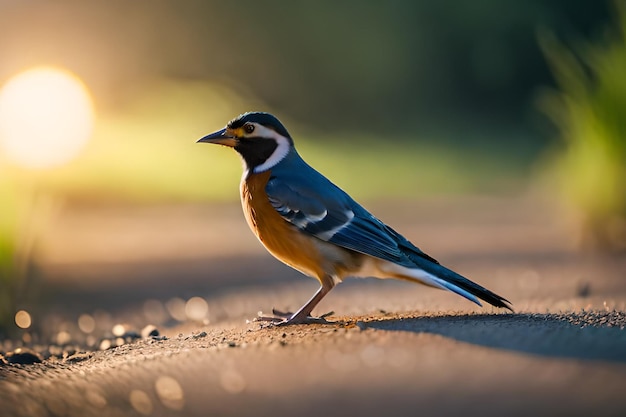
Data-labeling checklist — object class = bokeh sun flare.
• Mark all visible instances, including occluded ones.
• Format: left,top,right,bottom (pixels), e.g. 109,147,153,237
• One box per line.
0,66,95,169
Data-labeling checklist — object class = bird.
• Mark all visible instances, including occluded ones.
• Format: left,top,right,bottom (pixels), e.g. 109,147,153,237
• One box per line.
198,112,512,325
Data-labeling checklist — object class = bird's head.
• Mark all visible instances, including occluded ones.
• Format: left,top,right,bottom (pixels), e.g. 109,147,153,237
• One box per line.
198,112,294,173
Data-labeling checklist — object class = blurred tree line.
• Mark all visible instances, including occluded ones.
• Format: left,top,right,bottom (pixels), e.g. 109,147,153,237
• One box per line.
200,1,611,135
0,0,611,141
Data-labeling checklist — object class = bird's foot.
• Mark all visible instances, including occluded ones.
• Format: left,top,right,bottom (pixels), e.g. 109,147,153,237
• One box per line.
254,309,334,326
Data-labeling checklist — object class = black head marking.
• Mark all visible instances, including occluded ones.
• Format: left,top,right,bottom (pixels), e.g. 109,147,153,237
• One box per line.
227,112,293,143
234,137,278,170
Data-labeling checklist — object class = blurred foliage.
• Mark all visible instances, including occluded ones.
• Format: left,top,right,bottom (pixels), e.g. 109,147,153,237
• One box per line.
25,79,250,202
0,178,42,337
0,1,613,204
0,1,611,138
0,77,525,204
537,1,626,251
0,179,22,335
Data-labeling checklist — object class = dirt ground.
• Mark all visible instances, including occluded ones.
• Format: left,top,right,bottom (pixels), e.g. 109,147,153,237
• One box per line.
1,195,626,417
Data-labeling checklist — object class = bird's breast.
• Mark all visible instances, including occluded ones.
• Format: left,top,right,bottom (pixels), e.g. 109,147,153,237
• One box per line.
240,171,328,280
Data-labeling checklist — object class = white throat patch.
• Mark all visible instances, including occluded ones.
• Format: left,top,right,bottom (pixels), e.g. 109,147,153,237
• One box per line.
251,123,291,173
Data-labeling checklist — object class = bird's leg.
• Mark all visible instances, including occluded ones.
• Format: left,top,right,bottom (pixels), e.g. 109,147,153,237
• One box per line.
283,285,331,324
256,282,334,325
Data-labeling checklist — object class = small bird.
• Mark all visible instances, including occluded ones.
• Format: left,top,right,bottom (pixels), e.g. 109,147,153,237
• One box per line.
198,112,512,324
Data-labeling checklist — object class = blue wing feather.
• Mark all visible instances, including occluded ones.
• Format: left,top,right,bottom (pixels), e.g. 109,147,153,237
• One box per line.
265,151,436,266
327,208,406,263
264,151,511,311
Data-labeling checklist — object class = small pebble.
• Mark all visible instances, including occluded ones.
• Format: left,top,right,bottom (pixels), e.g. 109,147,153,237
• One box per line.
5,348,43,365
141,325,160,338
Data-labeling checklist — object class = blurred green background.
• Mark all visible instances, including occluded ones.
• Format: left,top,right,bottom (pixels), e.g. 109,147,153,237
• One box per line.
0,1,624,336
0,1,615,200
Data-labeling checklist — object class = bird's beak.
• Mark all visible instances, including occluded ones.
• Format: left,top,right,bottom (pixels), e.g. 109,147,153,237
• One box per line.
197,128,238,147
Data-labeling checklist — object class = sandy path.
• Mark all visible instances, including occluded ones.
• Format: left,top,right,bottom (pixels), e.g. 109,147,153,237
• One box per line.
2,196,626,416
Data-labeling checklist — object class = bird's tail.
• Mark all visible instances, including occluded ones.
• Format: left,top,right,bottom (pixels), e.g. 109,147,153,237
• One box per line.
381,224,512,310
423,262,513,311
382,260,512,311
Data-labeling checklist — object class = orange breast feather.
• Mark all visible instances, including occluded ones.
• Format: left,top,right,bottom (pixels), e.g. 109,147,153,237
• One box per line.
241,171,326,280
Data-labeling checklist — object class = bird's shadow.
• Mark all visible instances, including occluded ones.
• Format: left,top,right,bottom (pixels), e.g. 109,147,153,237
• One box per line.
365,313,626,363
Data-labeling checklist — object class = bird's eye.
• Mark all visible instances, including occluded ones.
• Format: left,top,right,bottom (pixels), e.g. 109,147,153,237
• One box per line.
244,124,255,134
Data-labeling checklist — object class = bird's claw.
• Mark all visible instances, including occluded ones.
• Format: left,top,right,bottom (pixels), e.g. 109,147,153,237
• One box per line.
253,309,335,326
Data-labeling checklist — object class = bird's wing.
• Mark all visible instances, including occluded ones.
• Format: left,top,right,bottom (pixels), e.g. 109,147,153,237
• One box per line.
266,174,436,265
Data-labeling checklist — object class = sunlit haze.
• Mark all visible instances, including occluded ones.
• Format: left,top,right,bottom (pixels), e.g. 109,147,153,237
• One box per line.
0,66,95,169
